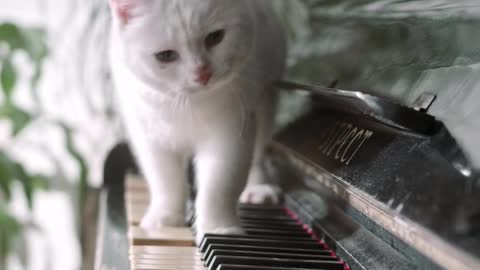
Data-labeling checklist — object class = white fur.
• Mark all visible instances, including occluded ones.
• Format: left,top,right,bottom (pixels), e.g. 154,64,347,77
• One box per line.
109,0,286,243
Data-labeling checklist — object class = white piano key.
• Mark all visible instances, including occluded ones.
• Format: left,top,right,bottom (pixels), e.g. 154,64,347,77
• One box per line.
126,174,148,190
131,254,202,261
131,246,200,256
129,201,149,210
126,203,147,222
133,258,204,265
126,175,204,270
133,264,206,270
126,203,148,225
126,189,150,203
128,226,195,246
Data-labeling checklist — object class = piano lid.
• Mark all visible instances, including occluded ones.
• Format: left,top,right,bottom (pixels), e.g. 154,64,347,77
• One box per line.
276,81,438,135
274,0,480,170
272,82,480,268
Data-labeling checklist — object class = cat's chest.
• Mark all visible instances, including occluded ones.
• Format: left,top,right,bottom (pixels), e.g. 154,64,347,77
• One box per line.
122,90,249,147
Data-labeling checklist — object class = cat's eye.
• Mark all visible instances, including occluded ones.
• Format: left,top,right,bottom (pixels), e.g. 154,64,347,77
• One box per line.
205,29,225,49
155,50,179,63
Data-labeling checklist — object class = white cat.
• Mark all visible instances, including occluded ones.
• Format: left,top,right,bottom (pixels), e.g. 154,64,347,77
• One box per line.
108,0,286,242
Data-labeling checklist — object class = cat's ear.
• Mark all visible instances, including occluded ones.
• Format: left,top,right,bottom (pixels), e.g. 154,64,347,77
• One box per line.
108,0,152,25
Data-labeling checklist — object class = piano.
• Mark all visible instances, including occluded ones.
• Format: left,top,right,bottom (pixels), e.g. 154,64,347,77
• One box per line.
94,80,480,270
94,1,480,269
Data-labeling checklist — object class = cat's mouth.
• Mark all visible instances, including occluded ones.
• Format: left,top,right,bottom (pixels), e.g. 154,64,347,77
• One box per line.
180,69,234,95
183,76,222,94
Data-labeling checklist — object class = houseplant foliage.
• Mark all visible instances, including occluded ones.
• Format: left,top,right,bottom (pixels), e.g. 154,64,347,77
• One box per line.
0,22,89,269
0,21,49,269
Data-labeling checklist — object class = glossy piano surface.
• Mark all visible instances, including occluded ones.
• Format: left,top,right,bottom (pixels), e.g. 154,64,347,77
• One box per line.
270,83,480,269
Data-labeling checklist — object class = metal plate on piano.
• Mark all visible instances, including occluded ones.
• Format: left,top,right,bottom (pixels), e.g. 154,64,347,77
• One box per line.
272,82,480,269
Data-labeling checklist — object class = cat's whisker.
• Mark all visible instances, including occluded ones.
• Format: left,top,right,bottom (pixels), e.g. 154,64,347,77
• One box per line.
180,95,191,120
177,94,185,112
185,96,193,121
169,95,178,112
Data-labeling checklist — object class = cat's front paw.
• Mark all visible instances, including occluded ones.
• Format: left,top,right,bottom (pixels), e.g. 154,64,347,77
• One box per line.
196,226,244,245
239,184,282,205
140,206,186,230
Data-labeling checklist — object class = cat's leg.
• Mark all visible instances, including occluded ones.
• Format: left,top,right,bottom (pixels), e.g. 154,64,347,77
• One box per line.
240,159,281,205
240,91,282,204
194,131,254,243
136,144,189,229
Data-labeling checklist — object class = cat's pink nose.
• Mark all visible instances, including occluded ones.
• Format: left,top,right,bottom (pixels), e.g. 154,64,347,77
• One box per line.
194,65,212,86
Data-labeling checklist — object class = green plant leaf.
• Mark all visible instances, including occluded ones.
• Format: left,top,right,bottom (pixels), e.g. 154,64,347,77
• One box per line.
0,23,24,51
0,152,48,208
0,209,22,269
9,107,32,136
0,56,16,99
21,29,48,64
0,104,32,136
59,124,89,204
0,22,48,268
0,153,14,202
0,23,48,102
13,164,34,209
30,175,49,190
0,23,48,63
13,163,48,209
0,167,13,202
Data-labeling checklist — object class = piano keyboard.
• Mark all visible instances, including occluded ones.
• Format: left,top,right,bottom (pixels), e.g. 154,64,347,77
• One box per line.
125,176,350,270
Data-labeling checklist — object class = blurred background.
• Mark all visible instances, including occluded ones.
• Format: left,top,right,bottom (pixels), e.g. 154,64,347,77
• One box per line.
1,1,479,270
1,1,117,270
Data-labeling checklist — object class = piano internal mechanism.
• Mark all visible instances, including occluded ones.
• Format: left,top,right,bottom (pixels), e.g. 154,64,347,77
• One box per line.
95,84,480,270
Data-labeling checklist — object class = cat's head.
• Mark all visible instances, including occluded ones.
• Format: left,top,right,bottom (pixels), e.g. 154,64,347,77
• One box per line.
109,0,256,95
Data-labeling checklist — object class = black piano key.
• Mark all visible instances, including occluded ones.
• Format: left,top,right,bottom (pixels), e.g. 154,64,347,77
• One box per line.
238,204,285,211
240,223,305,231
216,265,327,270
203,244,332,262
206,249,337,266
195,205,346,270
244,228,312,238
238,212,289,218
238,209,290,215
239,217,300,225
209,256,345,270
199,236,323,253
240,215,294,221
238,209,288,215
242,227,306,234
200,234,319,249
239,215,294,222
238,208,286,213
